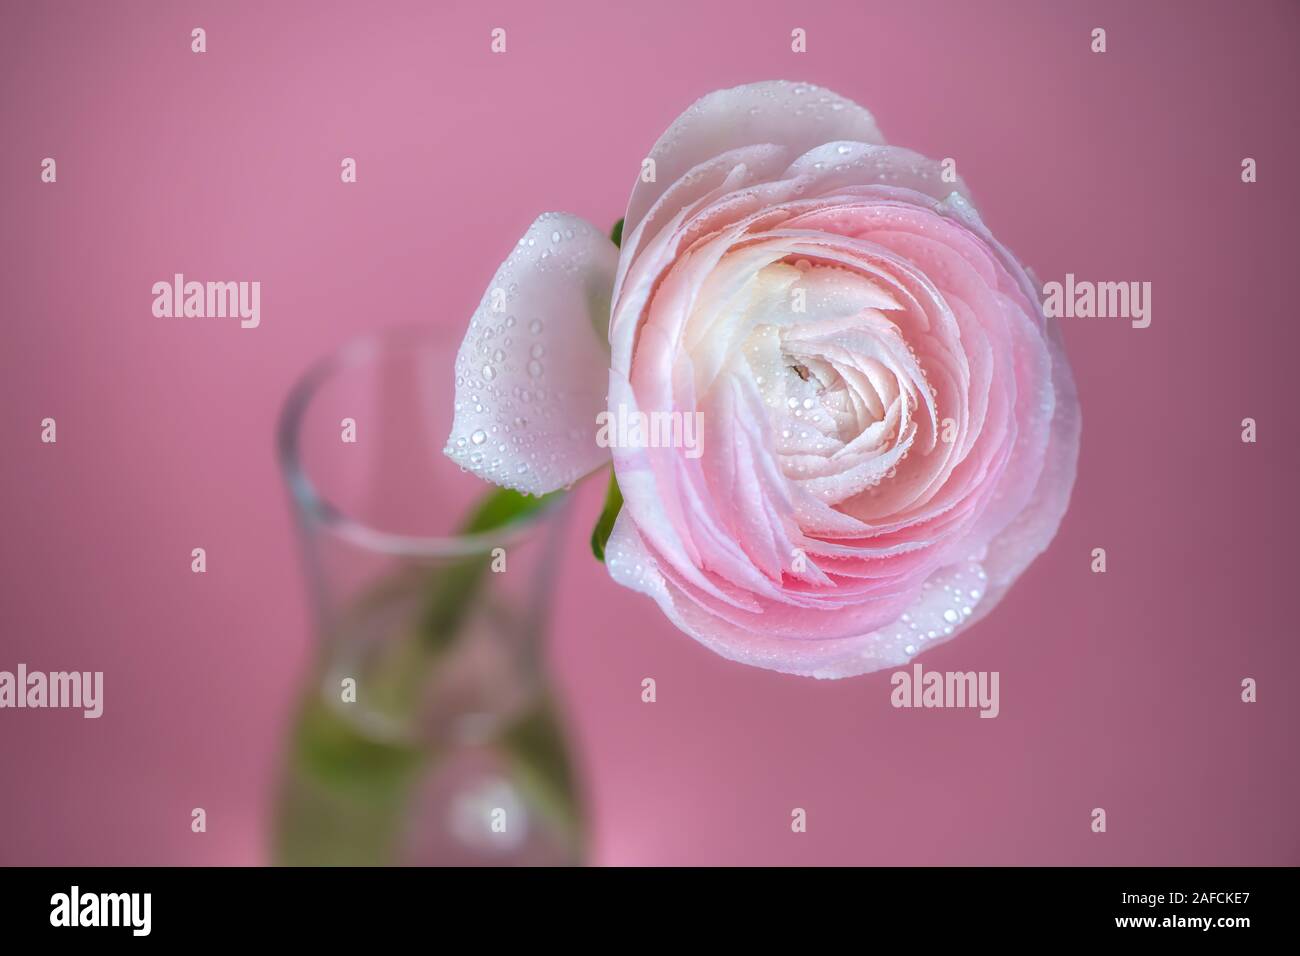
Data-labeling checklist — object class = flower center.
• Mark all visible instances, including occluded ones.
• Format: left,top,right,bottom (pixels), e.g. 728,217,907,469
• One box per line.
734,261,923,504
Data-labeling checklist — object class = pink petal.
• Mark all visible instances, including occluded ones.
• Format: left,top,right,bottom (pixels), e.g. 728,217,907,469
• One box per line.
606,508,991,679
970,321,1082,616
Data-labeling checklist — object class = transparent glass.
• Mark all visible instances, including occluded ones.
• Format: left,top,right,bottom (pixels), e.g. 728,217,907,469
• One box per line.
273,325,582,866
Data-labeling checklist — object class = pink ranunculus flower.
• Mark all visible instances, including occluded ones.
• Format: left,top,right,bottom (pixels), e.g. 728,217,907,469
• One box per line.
446,81,1080,678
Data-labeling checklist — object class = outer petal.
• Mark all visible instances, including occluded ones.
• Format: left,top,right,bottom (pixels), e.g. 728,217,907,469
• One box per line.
624,81,885,240
605,509,990,679
444,213,617,496
969,321,1082,615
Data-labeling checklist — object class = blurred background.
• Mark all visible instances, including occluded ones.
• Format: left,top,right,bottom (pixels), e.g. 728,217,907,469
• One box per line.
1,0,1297,865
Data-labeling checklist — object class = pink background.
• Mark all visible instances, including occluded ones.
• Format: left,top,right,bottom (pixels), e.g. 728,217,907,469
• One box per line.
2,0,1298,865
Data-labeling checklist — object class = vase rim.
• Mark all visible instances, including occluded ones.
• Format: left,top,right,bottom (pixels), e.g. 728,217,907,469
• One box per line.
276,324,563,557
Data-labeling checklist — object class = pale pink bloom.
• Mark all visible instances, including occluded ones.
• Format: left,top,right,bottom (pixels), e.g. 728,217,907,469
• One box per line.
447,82,1080,678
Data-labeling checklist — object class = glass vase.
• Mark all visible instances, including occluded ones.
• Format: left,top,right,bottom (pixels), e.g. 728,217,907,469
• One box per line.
273,325,583,866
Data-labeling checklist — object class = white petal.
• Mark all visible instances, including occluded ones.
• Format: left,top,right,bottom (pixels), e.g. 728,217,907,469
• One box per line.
624,81,885,241
444,213,617,496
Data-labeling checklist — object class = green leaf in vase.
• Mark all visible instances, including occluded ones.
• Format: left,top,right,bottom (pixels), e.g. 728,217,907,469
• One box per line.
274,691,425,866
499,695,585,859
